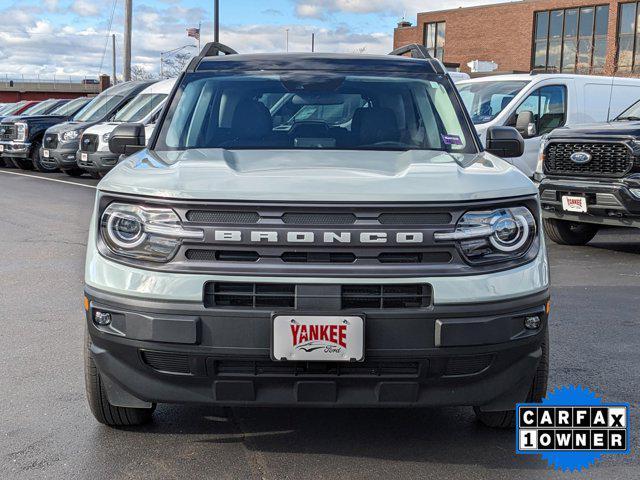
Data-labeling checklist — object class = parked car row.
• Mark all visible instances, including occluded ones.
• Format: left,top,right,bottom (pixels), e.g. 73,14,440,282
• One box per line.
0,78,175,177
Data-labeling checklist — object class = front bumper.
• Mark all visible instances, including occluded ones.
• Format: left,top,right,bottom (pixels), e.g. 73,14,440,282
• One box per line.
76,149,119,174
86,286,549,409
45,143,80,169
0,141,31,159
539,176,640,227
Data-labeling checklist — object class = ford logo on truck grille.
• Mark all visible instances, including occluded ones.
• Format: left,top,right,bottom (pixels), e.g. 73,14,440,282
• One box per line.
570,151,592,164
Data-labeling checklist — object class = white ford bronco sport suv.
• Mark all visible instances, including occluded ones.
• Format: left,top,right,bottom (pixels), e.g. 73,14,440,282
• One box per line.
84,43,550,429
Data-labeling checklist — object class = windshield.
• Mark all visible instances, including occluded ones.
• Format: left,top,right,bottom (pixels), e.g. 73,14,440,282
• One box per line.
22,100,61,116
616,99,640,121
51,97,89,116
156,72,476,153
457,81,529,124
113,93,167,123
73,94,125,122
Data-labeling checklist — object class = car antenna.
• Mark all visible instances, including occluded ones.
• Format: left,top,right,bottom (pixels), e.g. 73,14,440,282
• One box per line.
606,63,618,123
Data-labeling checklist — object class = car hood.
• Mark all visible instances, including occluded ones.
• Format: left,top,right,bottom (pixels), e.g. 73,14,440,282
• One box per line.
83,122,120,136
549,121,640,139
98,148,536,202
46,121,97,134
1,114,69,124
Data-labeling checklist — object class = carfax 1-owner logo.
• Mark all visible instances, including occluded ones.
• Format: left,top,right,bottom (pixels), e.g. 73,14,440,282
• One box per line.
516,385,631,471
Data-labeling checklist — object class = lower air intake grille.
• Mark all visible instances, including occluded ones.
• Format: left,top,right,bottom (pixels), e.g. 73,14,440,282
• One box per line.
444,354,493,376
205,282,296,308
213,359,421,377
141,351,191,374
342,284,432,309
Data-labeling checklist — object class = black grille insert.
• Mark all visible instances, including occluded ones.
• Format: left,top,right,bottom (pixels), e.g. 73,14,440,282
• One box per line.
186,210,260,224
213,359,420,377
342,284,432,309
378,213,452,224
205,282,296,308
282,213,357,224
545,142,633,177
43,134,59,149
0,124,16,141
80,133,99,153
377,252,452,264
141,351,191,374
281,252,356,263
444,354,493,376
186,249,259,262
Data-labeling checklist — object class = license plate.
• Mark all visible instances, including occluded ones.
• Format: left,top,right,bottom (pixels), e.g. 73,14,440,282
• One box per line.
0,145,4,152
272,315,364,362
562,195,587,213
43,149,49,158
81,153,88,161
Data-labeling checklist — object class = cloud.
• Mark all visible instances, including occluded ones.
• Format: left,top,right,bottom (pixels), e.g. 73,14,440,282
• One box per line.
71,0,101,17
293,0,513,19
262,8,283,16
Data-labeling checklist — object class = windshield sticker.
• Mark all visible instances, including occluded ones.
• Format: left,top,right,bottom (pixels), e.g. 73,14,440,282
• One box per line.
441,134,463,145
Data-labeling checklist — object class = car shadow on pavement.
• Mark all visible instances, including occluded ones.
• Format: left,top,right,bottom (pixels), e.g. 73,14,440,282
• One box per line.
127,404,545,471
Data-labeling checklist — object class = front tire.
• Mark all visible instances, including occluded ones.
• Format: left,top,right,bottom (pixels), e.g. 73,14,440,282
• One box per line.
474,328,549,428
32,143,59,173
84,333,155,427
544,218,599,245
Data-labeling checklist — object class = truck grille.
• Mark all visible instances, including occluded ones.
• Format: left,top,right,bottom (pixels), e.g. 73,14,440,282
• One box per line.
544,142,634,177
212,359,421,377
80,133,99,153
0,124,16,141
204,282,432,310
43,134,59,149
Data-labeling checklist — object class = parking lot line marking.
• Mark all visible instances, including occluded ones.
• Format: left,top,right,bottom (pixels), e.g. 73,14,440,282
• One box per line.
0,170,97,189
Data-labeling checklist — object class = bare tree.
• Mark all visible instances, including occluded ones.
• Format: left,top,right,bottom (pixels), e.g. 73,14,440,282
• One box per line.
130,64,157,81
353,46,367,54
162,52,194,78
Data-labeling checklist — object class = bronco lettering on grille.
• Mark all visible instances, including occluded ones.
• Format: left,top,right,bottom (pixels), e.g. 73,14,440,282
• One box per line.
212,230,425,244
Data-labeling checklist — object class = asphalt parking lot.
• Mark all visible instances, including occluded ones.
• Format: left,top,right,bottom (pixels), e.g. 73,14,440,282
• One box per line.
0,169,638,480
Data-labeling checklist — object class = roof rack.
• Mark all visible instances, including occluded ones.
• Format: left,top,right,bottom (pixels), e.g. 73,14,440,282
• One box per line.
186,42,238,72
388,44,433,59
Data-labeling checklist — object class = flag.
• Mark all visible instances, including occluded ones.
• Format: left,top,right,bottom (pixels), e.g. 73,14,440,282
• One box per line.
186,27,200,40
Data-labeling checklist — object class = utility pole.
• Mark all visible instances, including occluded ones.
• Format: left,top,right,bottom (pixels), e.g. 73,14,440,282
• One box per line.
286,28,289,52
311,32,315,52
111,34,117,85
124,0,132,81
214,0,219,43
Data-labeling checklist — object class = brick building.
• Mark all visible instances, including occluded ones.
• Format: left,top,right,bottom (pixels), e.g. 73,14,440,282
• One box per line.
394,0,640,76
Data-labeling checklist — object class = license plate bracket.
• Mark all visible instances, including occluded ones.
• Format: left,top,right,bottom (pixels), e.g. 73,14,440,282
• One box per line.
561,195,587,213
272,314,365,362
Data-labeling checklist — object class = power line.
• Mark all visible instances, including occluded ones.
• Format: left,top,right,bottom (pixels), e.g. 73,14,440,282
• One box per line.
99,0,119,75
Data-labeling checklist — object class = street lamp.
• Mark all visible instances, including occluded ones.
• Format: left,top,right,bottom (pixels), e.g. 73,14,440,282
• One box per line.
160,44,197,78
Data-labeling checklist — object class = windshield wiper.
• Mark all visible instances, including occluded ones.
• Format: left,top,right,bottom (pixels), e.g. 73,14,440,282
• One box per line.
615,116,640,121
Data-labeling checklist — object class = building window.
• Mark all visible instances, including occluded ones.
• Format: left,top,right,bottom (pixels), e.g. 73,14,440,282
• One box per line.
533,5,609,74
617,2,640,72
424,22,445,61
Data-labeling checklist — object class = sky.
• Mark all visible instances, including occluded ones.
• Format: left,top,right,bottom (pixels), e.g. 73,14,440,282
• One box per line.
0,0,511,79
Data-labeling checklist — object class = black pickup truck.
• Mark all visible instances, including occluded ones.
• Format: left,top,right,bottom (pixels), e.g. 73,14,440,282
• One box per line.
0,97,90,171
539,100,640,245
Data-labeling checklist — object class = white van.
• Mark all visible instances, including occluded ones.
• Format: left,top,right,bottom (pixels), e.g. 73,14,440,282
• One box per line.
76,78,177,176
456,74,640,177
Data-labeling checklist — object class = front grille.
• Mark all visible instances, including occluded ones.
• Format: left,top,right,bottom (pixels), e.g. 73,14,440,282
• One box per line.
443,354,493,376
282,213,357,224
205,282,296,308
185,249,260,262
281,251,356,263
187,210,260,224
141,351,191,374
341,284,432,309
213,359,421,377
43,134,59,149
204,282,432,310
545,142,634,177
80,133,99,153
378,213,452,224
0,124,16,141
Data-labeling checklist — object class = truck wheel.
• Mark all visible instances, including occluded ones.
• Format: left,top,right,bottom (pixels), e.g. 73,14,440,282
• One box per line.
474,329,549,428
62,167,84,177
543,218,599,245
84,333,155,427
31,143,58,173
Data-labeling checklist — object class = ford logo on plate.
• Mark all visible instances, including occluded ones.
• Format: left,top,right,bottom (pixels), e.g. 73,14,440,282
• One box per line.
570,152,592,164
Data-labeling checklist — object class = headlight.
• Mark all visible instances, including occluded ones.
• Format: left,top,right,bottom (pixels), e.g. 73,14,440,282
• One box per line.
434,206,537,264
100,203,204,262
15,122,28,142
102,133,111,143
62,129,81,142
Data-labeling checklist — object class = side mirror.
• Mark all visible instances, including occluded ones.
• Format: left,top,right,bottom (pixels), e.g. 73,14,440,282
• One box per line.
108,123,146,155
515,110,537,138
485,126,524,158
